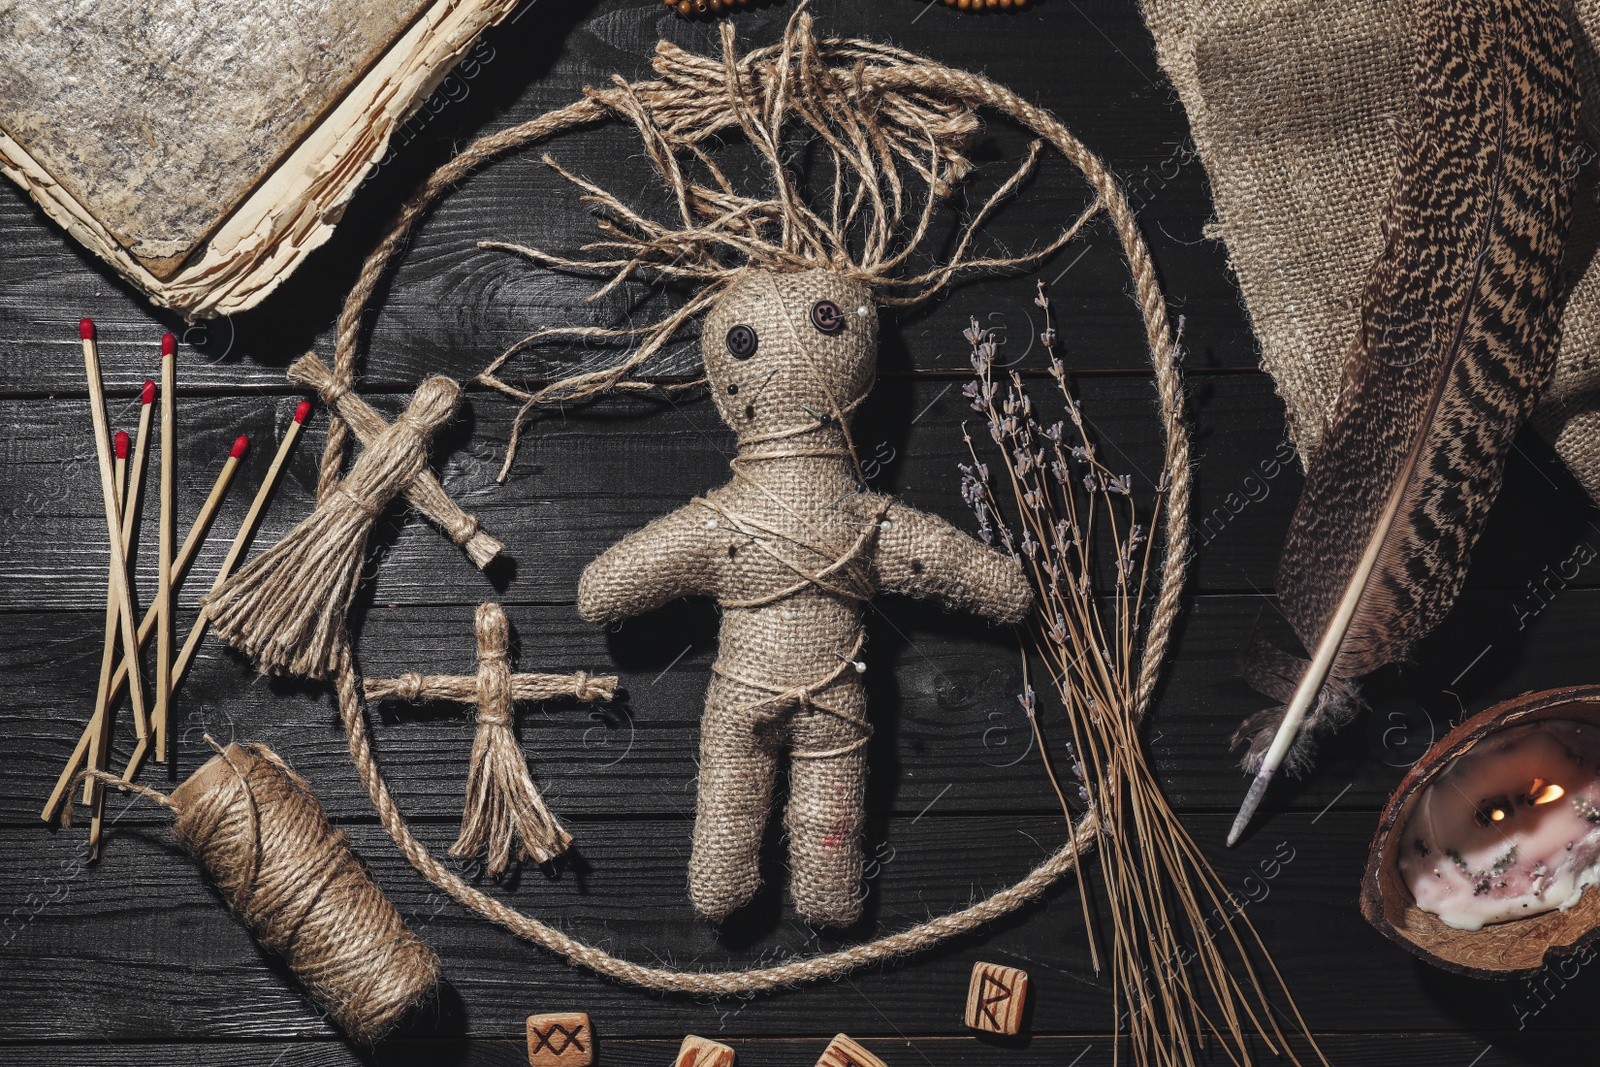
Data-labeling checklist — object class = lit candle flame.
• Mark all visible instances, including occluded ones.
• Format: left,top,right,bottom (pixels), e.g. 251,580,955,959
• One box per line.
1530,781,1565,805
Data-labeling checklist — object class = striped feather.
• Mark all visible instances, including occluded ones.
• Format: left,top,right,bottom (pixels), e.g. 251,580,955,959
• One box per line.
1234,0,1580,777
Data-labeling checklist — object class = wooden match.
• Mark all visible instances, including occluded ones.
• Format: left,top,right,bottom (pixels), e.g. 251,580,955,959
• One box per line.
41,432,247,824
154,332,176,763
83,435,130,856
79,319,149,741
81,429,128,825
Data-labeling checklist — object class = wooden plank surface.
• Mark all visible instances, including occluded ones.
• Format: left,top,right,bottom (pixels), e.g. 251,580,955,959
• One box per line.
2,0,1597,1064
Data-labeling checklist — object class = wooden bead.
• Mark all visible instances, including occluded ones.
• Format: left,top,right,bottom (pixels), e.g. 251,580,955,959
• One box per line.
964,961,1029,1035
527,1013,594,1067
816,1033,888,1067
677,1034,736,1067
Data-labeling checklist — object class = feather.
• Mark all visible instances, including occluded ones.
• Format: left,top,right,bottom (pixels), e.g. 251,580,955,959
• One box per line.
1228,0,1579,843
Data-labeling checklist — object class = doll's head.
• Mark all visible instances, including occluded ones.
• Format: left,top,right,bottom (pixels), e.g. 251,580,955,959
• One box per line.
702,269,877,440
479,10,1088,471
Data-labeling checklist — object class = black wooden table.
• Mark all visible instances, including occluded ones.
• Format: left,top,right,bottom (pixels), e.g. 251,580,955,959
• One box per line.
3,2,1596,1063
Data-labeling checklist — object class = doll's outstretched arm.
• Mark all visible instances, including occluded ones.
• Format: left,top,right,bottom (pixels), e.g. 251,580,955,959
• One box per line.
875,502,1032,624
577,502,719,623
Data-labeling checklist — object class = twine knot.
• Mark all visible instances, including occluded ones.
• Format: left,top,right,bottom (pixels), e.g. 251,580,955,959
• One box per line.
337,484,385,521
395,673,427,701
318,377,352,408
446,512,480,543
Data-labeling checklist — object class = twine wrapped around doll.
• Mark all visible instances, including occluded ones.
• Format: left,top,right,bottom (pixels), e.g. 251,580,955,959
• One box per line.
91,741,439,1042
364,603,618,874
203,376,462,679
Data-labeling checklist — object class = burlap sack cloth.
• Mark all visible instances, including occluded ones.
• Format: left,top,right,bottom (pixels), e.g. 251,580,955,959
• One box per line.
1140,1,1600,501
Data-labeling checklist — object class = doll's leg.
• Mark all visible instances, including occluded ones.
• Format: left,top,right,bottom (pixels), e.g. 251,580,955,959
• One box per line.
689,674,780,922
785,683,870,926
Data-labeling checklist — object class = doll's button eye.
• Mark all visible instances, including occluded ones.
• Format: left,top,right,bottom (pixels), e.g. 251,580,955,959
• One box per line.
810,299,844,334
726,324,758,360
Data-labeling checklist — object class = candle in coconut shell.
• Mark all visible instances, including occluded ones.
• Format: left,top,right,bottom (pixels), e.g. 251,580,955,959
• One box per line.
1399,719,1600,930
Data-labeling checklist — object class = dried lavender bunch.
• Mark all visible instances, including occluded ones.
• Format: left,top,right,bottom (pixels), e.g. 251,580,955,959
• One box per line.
960,282,1323,1067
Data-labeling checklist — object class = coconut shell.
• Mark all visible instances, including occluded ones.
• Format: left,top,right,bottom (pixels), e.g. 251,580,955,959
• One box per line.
1362,684,1600,977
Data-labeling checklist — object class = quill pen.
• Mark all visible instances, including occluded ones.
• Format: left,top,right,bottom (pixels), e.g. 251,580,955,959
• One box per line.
1227,0,1579,846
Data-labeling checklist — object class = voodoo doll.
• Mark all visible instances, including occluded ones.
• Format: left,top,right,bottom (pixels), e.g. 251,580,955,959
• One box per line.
574,268,1030,925
478,10,1090,925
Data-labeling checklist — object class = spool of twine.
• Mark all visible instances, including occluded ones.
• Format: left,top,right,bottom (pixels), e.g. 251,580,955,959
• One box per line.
124,742,439,1042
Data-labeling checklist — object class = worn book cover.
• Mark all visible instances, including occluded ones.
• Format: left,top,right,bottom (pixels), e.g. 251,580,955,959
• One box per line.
0,0,523,318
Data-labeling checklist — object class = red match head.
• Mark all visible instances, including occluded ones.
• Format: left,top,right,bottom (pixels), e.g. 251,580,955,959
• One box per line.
231,435,250,459
294,400,312,424
161,333,176,356
141,379,155,405
114,430,129,458
79,318,94,340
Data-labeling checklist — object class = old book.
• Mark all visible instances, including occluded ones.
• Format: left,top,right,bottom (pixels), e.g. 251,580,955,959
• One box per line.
0,0,522,318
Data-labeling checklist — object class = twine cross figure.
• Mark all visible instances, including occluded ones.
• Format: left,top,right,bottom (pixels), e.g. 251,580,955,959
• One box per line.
365,602,617,873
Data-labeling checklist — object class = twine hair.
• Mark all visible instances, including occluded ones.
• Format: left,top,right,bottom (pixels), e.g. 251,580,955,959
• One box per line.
476,6,1100,476
315,10,1191,994
94,742,439,1042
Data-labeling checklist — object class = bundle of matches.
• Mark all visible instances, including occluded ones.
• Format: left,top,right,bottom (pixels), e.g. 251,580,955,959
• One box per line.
46,321,311,848
958,285,1321,1066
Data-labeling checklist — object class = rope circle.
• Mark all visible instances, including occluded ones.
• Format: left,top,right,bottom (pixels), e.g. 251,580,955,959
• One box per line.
317,50,1192,995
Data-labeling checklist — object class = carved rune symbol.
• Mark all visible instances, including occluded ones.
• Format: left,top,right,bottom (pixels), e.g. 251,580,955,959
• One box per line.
527,1012,595,1066
978,970,1013,1028
964,961,1029,1035
530,1021,585,1055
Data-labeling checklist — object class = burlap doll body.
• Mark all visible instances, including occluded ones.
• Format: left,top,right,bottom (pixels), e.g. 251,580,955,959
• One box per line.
578,268,1032,925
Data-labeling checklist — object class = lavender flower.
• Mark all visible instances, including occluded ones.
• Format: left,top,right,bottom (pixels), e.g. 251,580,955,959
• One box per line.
962,380,984,411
